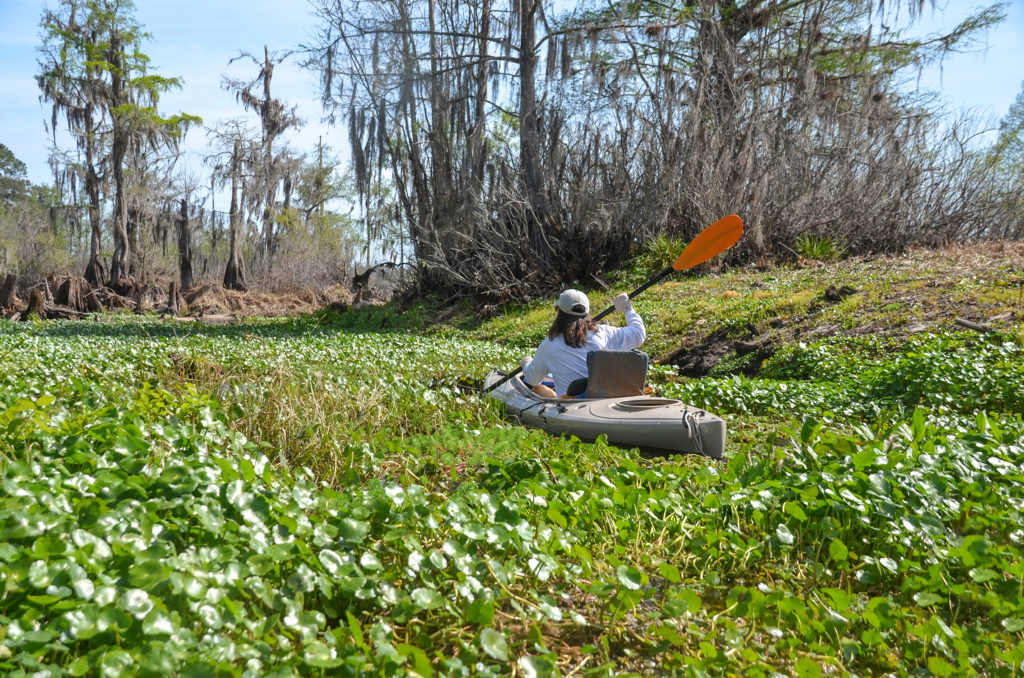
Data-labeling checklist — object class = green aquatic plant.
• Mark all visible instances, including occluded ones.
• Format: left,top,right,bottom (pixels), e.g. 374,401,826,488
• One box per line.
1,317,1022,675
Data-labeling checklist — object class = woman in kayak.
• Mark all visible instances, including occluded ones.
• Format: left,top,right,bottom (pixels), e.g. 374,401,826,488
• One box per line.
520,289,646,397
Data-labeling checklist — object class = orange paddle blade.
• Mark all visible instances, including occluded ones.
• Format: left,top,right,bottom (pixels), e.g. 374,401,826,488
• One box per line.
672,214,743,271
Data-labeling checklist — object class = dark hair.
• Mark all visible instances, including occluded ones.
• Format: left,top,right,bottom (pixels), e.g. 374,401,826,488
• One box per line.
548,310,599,348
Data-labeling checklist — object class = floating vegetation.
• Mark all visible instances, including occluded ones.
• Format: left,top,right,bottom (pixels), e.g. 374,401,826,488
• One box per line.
0,317,1022,675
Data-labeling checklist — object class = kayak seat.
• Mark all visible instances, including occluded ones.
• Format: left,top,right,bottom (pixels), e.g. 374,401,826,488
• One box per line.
584,349,649,398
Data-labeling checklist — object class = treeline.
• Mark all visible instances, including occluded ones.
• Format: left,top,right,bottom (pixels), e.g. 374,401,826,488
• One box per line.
2,0,1023,310
0,0,360,313
304,0,1023,301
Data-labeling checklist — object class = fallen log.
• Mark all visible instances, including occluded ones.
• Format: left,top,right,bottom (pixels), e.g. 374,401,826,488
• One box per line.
43,304,92,320
955,317,992,333
94,287,133,310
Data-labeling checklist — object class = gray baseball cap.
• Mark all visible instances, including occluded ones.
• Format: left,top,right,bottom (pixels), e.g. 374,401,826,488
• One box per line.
555,289,590,316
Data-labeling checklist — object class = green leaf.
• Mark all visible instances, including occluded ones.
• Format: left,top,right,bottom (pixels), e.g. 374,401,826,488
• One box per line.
197,604,223,630
338,518,370,543
927,656,955,676
142,609,174,636
546,506,567,528
121,588,154,619
304,640,344,668
776,523,795,545
428,549,447,570
318,549,345,574
100,649,134,674
654,623,684,646
828,539,848,562
100,607,133,633
63,608,100,640
33,536,68,558
1002,617,1024,632
518,656,555,678
969,567,997,583
412,587,444,611
659,562,681,584
128,561,169,588
913,592,944,607
699,641,717,658
467,598,494,625
861,628,884,646
800,417,819,443
397,644,433,677
68,656,91,677
665,588,702,615
346,610,367,651
480,628,509,661
878,557,898,573
616,565,646,591
784,501,807,522
794,656,823,677
28,560,52,588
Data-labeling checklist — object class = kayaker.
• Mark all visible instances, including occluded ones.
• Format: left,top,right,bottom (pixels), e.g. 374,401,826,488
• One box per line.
520,289,646,397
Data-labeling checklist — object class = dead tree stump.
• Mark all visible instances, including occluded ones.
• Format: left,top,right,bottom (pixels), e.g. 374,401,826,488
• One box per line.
0,274,16,309
56,277,80,310
168,281,182,314
23,290,45,320
60,277,101,313
83,285,101,312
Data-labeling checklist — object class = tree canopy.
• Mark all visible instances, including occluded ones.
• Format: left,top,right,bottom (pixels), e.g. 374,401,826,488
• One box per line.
302,0,1015,300
4,0,1018,303
0,144,29,207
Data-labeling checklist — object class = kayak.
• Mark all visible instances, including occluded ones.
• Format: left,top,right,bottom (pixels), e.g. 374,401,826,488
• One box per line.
484,372,726,458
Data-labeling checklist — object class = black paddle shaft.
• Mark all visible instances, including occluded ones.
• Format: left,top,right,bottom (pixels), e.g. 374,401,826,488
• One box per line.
483,266,674,393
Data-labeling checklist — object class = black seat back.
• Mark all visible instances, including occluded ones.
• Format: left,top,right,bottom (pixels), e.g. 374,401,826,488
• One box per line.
586,349,648,398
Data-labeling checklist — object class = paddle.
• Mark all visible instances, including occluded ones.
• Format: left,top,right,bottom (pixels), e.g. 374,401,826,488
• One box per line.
484,214,744,393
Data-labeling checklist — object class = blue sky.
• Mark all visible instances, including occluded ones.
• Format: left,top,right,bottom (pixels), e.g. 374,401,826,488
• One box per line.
0,0,334,185
1,0,1022,186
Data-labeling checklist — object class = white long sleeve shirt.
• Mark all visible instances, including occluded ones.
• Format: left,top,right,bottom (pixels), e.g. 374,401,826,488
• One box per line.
522,308,646,396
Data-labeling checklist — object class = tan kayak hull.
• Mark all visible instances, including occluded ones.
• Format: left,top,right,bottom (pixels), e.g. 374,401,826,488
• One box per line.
485,372,726,458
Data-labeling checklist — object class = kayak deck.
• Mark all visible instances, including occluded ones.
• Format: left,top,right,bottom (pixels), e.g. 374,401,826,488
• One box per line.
484,372,726,458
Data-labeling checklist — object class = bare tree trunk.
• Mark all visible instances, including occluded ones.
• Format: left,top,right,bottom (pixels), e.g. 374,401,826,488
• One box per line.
0,274,16,311
108,34,130,288
0,273,16,309
83,116,105,288
259,46,279,262
128,205,142,276
428,0,451,225
224,140,248,291
168,280,180,314
519,0,555,261
468,0,490,196
397,0,433,281
177,198,194,291
209,176,219,257
108,147,130,286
